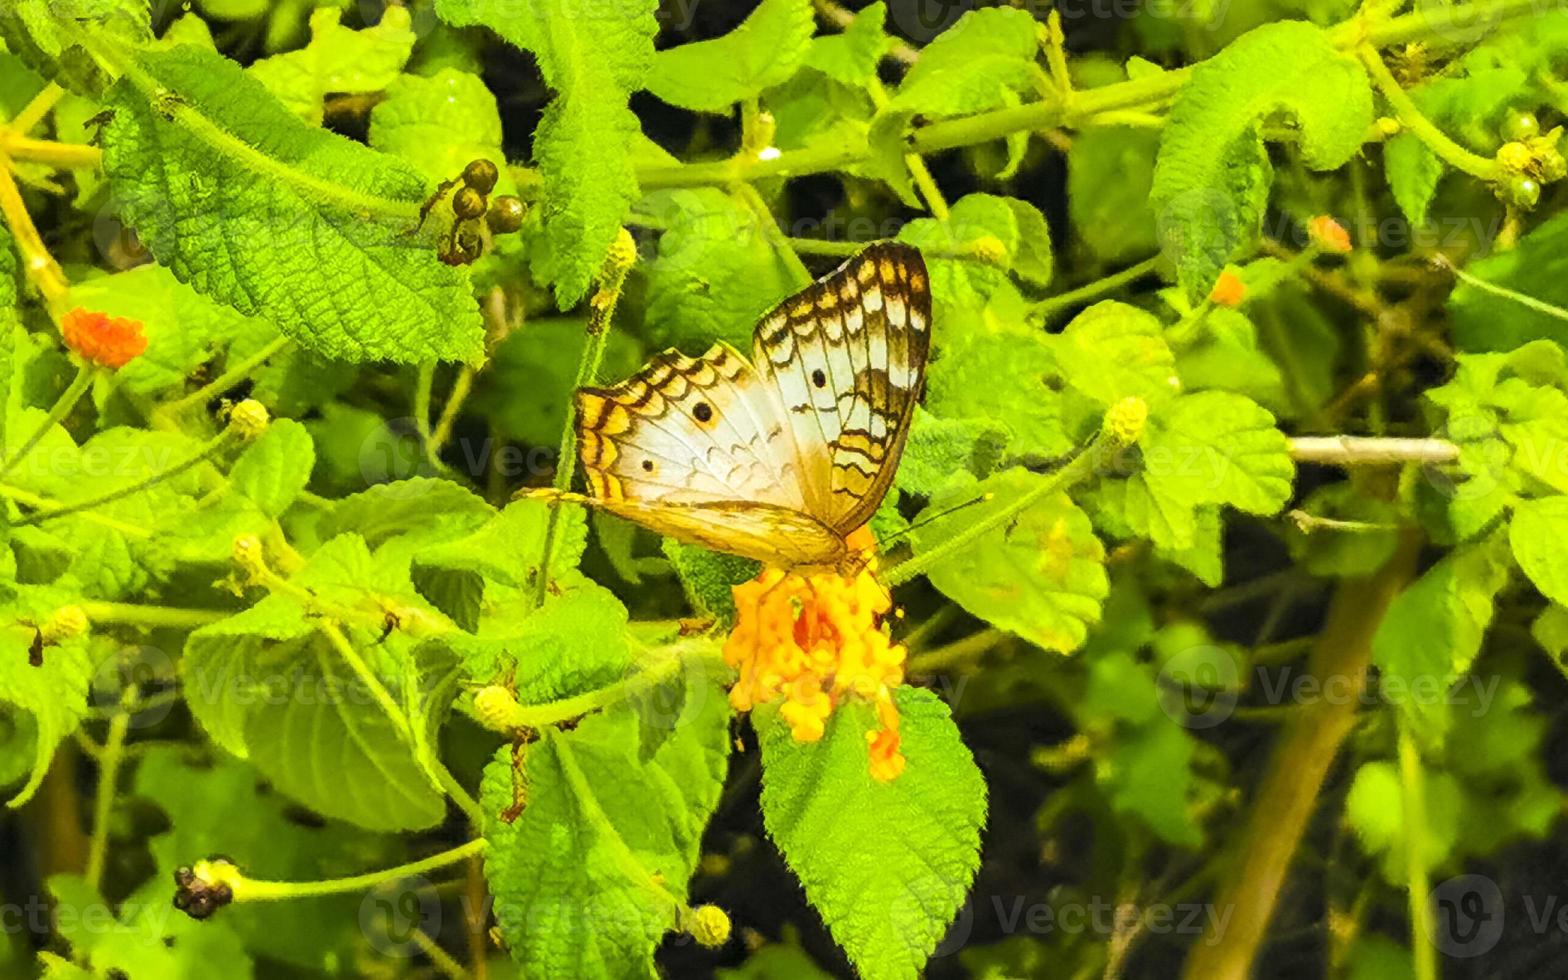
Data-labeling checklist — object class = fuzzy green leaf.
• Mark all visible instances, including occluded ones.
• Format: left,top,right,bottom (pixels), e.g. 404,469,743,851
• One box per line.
436,0,657,307
49,874,254,979
912,468,1108,653
1151,21,1372,302
228,419,314,518
646,0,815,113
248,6,415,123
369,68,512,191
1140,390,1295,516
100,45,484,364
0,588,90,807
481,678,731,978
1053,301,1179,407
925,316,1074,461
803,1,890,87
1510,496,1568,605
895,410,1009,498
759,687,985,980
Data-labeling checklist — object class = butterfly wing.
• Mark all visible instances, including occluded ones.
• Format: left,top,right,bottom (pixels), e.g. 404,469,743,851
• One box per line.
753,242,931,535
570,341,845,566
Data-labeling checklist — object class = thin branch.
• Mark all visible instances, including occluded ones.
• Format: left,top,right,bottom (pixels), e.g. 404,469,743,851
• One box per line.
1288,436,1459,466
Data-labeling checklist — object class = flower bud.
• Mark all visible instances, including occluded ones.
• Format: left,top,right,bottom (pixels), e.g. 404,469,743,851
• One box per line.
1104,396,1148,448
228,399,270,440
683,905,732,948
41,605,89,643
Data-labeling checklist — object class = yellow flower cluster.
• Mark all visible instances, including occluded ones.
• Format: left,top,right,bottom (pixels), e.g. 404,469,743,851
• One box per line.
724,534,907,780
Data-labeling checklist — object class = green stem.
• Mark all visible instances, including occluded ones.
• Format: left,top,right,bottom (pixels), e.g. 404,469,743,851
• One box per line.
1,361,93,479
1029,254,1165,323
429,366,476,459
1398,727,1437,980
79,600,228,629
736,183,810,285
317,620,414,743
436,765,486,828
1443,257,1568,322
14,428,239,527
85,688,134,891
157,335,294,426
535,235,635,607
484,641,724,731
225,839,487,902
883,429,1113,588
906,629,1004,674
1360,45,1499,180
0,483,151,537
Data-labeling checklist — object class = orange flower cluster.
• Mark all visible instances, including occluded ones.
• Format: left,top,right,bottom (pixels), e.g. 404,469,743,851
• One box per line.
1307,215,1353,255
725,533,907,781
60,308,147,369
1208,271,1246,308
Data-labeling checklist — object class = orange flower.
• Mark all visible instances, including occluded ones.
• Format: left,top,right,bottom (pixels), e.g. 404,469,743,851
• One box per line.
1307,215,1353,255
725,529,907,780
60,308,147,369
1208,271,1246,308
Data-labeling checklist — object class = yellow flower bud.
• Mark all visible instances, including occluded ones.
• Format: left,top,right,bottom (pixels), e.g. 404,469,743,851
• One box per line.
683,905,732,948
1497,141,1534,174
474,685,522,732
1104,396,1148,448
231,534,266,578
228,399,270,440
968,235,1009,266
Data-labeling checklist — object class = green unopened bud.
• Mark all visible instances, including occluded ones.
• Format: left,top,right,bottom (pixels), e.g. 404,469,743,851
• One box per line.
1376,116,1402,138
228,399,270,440
682,905,731,948
232,534,266,578
1104,396,1148,448
604,228,638,277
474,685,521,732
41,605,88,642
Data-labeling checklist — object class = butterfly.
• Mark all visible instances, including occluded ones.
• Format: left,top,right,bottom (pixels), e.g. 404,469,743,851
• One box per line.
535,242,931,574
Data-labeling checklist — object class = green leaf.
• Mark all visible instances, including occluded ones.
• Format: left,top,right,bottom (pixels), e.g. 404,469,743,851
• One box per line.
64,263,283,399
1450,212,1568,352
480,677,731,977
1053,301,1179,407
662,539,759,626
1139,390,1295,517
1175,307,1288,415
759,687,985,980
319,477,495,548
133,747,386,970
866,8,1039,201
925,315,1074,461
0,588,90,807
1510,496,1568,604
1344,760,1463,881
897,193,1051,310
912,468,1108,653
411,499,588,615
895,410,1009,498
228,419,314,518
369,67,511,189
803,1,890,87
248,6,416,123
1372,531,1511,744
640,189,804,351
1068,126,1160,263
183,535,456,830
474,316,643,446
0,0,151,97
1151,21,1372,301
442,583,631,698
645,0,815,113
435,0,657,306
1101,715,1204,847
49,873,254,979
101,45,484,364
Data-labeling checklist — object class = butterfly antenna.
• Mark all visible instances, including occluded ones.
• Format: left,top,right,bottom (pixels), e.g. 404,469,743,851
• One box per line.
875,492,996,553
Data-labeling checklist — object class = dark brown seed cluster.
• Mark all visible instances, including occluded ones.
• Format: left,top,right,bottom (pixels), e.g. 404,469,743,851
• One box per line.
172,861,236,920
431,159,527,264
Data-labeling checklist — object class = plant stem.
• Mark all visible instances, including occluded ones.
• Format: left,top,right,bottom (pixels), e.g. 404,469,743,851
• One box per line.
410,928,474,980
906,629,1004,674
1440,255,1568,323
0,155,70,309
85,688,135,892
0,361,93,478
78,600,228,629
1181,532,1420,980
484,641,725,731
1360,45,1499,180
317,620,414,743
1288,436,1459,466
534,232,636,607
15,428,239,526
8,83,65,136
1398,726,1438,980
882,430,1113,588
429,365,476,458
157,335,295,426
0,483,150,536
1029,254,1165,322
0,135,100,170
222,839,488,902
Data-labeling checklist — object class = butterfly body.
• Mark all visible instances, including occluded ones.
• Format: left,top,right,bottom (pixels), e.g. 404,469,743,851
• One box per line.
543,242,931,574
